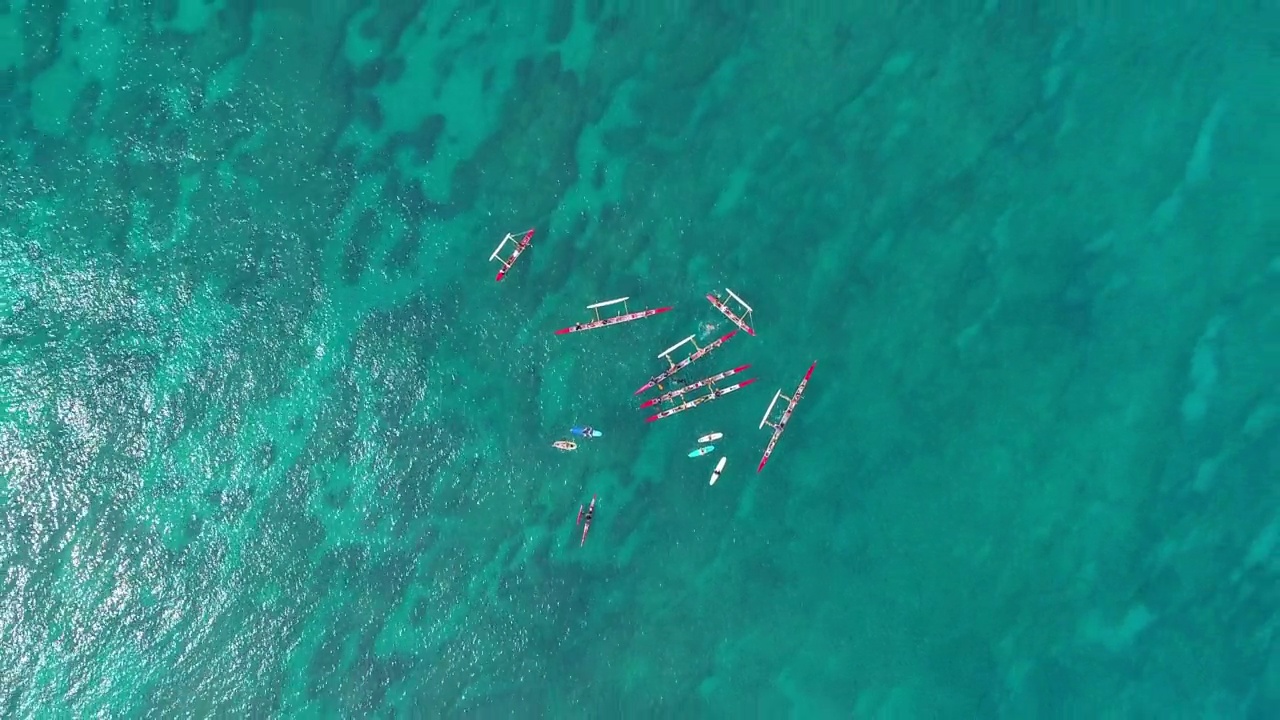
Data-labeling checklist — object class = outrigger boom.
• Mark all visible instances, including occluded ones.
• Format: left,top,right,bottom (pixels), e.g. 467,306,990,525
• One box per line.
707,288,756,336
555,296,672,335
490,228,535,282
756,361,817,472
633,330,737,396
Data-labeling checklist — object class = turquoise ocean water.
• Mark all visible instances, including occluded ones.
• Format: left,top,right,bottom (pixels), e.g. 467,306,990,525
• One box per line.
3,1,1280,716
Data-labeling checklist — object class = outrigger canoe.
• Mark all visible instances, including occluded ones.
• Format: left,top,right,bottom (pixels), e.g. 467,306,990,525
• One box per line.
756,361,817,472
489,229,534,282
639,365,751,410
706,288,756,336
554,297,671,335
634,331,737,396
645,377,757,423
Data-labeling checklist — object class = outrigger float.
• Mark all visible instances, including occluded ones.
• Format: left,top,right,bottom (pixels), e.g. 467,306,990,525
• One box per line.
554,297,671,335
756,361,817,472
645,370,756,423
706,288,756,336
639,364,751,409
489,229,535,281
633,330,737,396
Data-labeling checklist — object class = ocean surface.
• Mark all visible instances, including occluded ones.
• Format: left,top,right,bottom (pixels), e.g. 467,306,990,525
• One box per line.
2,1,1279,717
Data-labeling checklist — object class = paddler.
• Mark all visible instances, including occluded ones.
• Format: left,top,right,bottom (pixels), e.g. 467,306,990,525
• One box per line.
577,496,596,546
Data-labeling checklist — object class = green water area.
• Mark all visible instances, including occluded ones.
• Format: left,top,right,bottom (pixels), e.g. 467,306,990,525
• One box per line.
2,1,1279,716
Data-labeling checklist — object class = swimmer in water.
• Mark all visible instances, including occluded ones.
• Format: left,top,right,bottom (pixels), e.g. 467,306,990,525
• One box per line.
656,378,688,392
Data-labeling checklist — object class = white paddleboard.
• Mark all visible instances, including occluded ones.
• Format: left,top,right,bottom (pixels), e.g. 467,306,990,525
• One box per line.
709,457,727,485
698,432,723,443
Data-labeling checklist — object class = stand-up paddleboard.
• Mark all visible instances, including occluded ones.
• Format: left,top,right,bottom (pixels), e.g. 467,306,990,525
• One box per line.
553,440,577,451
698,432,722,443
709,457,727,485
571,426,603,438
688,445,715,458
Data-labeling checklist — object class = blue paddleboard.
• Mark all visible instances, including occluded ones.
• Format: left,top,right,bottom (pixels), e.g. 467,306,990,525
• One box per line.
571,426,604,438
688,445,715,458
